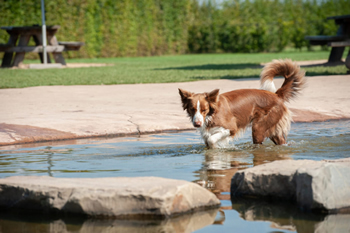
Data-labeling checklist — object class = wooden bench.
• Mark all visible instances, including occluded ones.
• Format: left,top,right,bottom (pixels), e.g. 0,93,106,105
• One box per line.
0,25,84,67
0,42,84,52
0,45,65,53
305,15,350,64
58,41,85,51
304,35,346,46
329,40,350,72
329,39,350,47
0,42,86,53
0,44,11,49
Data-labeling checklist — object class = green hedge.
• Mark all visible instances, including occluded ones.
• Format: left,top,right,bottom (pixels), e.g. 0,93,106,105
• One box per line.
188,0,350,53
0,0,192,58
0,0,349,58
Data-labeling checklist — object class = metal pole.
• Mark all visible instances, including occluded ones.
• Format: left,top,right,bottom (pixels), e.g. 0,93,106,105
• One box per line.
41,0,47,64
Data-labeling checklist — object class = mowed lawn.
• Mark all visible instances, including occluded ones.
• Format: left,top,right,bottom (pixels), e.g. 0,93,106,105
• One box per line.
0,50,348,89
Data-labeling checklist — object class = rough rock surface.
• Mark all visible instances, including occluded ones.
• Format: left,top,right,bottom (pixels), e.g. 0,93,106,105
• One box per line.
0,176,220,218
231,158,350,213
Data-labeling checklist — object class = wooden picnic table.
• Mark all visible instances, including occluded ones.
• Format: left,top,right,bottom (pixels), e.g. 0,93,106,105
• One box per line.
0,25,84,68
305,14,350,68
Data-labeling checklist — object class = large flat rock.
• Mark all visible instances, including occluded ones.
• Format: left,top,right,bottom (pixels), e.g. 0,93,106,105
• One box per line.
231,158,350,213
0,176,220,218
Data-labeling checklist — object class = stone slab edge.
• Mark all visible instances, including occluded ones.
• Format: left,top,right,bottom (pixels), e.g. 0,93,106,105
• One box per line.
230,158,350,213
0,123,195,147
1,108,348,147
0,176,220,219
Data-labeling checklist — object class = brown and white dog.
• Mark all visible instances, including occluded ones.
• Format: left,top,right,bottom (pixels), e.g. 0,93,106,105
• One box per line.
178,59,305,148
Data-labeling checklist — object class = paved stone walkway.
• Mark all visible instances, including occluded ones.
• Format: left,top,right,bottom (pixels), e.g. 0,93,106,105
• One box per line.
1,75,349,146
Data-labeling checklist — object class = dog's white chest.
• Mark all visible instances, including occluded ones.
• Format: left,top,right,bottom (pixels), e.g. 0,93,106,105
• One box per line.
200,126,232,148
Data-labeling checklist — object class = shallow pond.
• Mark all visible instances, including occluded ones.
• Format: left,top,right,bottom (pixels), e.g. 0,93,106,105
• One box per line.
1,120,350,233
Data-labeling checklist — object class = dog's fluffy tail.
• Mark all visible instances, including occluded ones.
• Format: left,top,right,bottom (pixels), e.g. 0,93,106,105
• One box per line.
260,59,305,102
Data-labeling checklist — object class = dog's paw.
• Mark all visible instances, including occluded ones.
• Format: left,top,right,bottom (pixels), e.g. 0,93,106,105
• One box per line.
207,137,217,149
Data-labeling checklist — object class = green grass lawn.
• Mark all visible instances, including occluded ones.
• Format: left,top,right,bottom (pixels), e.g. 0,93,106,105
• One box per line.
0,50,348,89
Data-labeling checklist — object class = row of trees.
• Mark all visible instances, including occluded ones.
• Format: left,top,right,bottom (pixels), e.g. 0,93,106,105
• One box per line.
0,0,349,58
189,0,349,53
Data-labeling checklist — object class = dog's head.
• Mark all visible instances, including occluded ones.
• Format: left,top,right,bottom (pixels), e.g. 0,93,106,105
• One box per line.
178,88,220,128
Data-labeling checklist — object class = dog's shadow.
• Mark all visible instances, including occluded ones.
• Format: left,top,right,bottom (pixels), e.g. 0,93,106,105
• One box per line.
155,63,261,71
156,61,346,78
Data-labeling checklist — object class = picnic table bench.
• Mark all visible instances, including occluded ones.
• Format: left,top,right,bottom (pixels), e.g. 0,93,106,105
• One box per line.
305,14,350,70
0,25,84,68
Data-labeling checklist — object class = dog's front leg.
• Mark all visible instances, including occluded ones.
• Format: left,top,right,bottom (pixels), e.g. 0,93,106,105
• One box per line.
207,128,231,148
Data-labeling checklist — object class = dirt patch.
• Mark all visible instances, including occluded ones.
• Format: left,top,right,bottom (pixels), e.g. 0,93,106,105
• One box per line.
10,63,112,69
65,63,113,68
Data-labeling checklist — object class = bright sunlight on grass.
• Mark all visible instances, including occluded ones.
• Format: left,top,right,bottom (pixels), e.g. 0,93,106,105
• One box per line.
0,50,347,89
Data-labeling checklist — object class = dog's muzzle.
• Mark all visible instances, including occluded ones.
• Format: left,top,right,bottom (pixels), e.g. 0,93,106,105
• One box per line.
193,121,202,128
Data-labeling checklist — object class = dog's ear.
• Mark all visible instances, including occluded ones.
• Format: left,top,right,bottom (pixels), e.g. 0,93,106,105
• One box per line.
178,88,192,99
178,88,192,110
207,89,220,103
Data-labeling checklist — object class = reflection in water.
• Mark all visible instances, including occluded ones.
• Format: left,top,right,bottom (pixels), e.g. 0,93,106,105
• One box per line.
0,121,350,232
231,198,350,233
47,147,54,177
0,208,219,233
191,121,350,232
1,121,349,180
195,145,292,195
